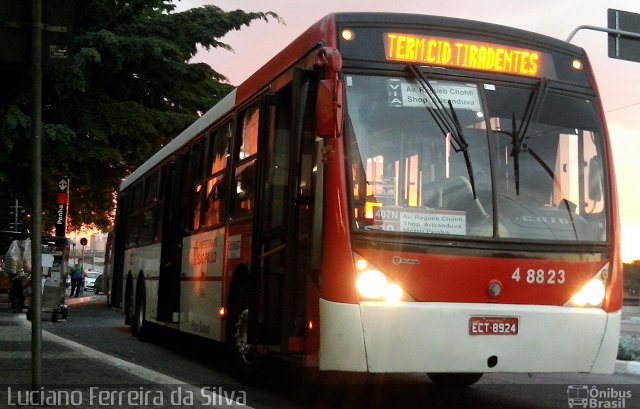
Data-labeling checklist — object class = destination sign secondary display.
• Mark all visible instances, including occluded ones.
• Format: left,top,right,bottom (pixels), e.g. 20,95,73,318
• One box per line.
384,32,541,77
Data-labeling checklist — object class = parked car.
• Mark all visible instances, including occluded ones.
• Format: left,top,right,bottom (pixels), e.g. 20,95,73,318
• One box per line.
84,271,101,291
94,274,104,295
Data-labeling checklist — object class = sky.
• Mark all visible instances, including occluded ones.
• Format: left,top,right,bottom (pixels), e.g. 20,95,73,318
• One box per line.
178,0,640,261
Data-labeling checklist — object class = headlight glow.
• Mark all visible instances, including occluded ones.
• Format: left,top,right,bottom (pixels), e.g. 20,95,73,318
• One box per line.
572,59,584,70
384,283,404,302
355,259,368,271
570,278,606,307
354,256,407,302
341,29,355,41
356,269,388,299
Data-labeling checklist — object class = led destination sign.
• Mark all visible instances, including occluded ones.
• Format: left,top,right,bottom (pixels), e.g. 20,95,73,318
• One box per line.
384,33,541,77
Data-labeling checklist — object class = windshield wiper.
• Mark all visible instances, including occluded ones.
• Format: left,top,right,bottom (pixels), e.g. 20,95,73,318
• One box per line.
510,79,549,194
407,65,477,198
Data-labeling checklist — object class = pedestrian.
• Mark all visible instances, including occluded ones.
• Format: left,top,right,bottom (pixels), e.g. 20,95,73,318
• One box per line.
10,273,25,312
81,269,87,296
70,262,83,298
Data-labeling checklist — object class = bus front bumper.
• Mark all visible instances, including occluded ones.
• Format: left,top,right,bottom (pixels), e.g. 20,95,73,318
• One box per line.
318,298,620,374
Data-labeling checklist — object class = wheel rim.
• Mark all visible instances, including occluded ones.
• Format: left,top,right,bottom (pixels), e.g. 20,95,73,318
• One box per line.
234,309,253,364
135,297,144,331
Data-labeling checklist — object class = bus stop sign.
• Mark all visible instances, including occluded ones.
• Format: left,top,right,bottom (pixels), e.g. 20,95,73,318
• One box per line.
55,177,69,237
608,9,640,63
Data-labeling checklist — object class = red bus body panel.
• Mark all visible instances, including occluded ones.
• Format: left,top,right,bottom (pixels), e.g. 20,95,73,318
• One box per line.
355,248,608,306
236,15,338,106
583,55,623,313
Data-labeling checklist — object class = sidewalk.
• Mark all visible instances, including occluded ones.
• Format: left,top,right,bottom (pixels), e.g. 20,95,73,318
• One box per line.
0,299,183,386
0,301,249,408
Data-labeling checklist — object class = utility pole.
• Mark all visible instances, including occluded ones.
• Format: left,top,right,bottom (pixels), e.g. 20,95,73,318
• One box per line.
30,0,43,390
2,0,74,390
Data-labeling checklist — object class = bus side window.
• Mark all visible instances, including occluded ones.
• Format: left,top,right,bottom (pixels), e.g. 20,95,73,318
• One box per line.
238,104,259,159
204,122,231,227
125,183,144,247
230,104,259,219
231,159,257,218
184,139,205,232
139,172,160,245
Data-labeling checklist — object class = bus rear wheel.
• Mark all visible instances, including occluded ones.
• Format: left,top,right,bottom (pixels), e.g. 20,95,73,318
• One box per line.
427,373,483,386
130,282,149,341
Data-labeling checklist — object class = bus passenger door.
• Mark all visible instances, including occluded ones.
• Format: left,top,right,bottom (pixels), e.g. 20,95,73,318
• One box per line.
157,157,185,323
249,70,319,352
249,91,291,344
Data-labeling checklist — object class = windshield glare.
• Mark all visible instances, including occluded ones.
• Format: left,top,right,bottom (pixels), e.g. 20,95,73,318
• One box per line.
345,74,607,243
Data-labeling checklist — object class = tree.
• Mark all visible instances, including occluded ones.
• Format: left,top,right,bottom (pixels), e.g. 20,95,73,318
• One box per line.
0,0,280,232
624,262,640,297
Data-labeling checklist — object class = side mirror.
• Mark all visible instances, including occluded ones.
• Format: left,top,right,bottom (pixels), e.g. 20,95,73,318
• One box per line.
316,78,343,138
588,156,603,201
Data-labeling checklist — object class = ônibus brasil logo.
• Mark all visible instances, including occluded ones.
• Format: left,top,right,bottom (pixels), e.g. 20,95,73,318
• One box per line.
567,385,632,408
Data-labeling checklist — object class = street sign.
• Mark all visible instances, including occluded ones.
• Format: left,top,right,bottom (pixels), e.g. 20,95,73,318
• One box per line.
55,177,69,237
0,0,74,65
608,9,640,63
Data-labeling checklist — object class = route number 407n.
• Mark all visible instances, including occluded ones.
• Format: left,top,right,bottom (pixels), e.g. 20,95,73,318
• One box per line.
511,268,566,285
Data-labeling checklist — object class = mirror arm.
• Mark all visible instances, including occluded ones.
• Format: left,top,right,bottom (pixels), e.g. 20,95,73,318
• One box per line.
314,47,344,138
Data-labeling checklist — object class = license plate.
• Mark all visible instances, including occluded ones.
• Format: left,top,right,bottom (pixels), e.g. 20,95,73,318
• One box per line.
469,317,519,335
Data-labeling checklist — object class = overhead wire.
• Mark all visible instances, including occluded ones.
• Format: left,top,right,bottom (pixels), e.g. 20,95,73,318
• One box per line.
606,102,640,113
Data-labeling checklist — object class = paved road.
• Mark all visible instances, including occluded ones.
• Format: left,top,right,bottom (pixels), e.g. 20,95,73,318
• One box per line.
8,298,640,409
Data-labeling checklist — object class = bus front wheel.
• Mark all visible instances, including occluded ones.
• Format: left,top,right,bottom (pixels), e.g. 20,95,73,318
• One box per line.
427,373,483,386
230,292,264,383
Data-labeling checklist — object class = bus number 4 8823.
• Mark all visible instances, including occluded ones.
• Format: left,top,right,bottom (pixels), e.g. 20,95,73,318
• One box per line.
511,267,566,285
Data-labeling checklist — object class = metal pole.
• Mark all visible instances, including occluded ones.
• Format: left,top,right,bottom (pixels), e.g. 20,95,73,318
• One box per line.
14,199,19,232
566,24,640,43
31,0,43,390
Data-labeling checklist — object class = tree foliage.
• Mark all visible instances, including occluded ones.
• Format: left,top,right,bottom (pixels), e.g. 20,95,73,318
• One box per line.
0,0,279,233
624,262,640,297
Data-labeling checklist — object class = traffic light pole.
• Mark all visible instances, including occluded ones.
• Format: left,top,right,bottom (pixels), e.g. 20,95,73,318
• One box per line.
566,24,640,43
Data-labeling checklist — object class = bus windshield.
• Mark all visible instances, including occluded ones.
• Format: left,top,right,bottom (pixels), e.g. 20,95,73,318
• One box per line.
345,73,607,242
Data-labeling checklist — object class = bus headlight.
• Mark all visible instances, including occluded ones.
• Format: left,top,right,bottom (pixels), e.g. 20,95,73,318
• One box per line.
354,256,407,302
565,263,609,308
570,279,606,307
356,269,388,299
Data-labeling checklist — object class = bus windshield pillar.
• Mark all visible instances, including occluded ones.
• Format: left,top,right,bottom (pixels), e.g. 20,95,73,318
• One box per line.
315,47,344,138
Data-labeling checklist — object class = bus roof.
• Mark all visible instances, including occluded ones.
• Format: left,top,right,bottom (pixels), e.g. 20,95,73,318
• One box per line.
118,14,337,192
119,89,236,191
119,12,582,192
330,12,580,54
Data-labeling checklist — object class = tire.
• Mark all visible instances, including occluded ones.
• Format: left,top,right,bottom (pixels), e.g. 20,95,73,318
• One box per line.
124,278,133,326
130,281,149,341
427,373,483,386
230,289,264,383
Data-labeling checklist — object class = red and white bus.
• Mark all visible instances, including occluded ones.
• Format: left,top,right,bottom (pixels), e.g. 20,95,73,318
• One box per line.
111,13,622,385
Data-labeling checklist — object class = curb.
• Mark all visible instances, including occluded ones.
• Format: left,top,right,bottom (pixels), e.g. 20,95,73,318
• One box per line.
615,360,640,376
65,294,105,305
